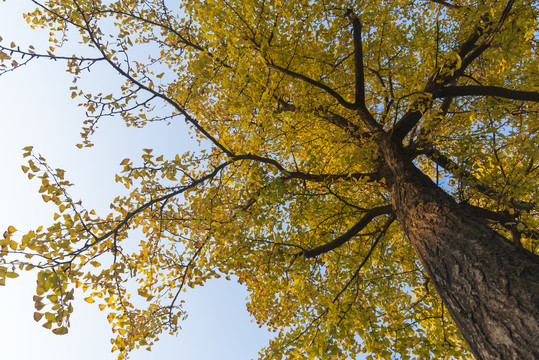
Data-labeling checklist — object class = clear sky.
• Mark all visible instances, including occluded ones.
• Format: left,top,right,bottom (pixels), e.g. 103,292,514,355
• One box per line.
0,1,274,359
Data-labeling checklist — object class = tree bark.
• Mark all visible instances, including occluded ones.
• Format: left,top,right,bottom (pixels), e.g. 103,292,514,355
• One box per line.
378,134,539,359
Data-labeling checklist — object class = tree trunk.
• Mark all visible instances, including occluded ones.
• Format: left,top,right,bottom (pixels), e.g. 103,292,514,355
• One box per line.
378,135,539,359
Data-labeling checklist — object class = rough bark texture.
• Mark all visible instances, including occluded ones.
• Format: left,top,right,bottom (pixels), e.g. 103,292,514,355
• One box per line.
378,134,539,360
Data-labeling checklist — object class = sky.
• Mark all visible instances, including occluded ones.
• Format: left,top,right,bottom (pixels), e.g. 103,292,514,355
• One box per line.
0,1,274,359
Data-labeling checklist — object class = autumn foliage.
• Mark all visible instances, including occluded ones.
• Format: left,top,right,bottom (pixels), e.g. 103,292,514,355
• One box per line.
1,0,538,359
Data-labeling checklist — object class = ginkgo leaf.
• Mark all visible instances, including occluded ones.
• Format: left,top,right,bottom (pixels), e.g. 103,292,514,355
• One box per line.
2,1,538,359
33,312,44,322
52,327,68,335
5,272,19,279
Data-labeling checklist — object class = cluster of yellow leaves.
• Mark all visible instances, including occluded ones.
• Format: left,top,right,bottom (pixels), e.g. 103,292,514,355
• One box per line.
1,0,538,359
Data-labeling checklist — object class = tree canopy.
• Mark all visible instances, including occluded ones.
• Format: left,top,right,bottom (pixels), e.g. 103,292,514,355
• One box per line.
1,0,538,359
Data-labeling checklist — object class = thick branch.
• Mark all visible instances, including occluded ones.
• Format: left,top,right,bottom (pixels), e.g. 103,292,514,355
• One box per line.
284,171,380,183
461,203,539,241
351,15,365,108
433,85,539,102
390,0,515,142
422,145,498,199
315,110,367,139
430,0,461,9
420,144,536,212
233,153,380,183
273,100,374,142
72,160,233,257
461,203,514,223
303,205,392,258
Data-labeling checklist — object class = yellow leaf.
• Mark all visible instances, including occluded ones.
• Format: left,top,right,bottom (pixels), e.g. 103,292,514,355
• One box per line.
99,304,106,311
42,321,52,330
107,312,116,323
52,327,68,335
84,297,95,304
6,272,19,279
7,226,16,234
34,312,44,322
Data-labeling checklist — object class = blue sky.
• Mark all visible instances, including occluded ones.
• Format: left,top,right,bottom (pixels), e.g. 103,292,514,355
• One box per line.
0,1,274,359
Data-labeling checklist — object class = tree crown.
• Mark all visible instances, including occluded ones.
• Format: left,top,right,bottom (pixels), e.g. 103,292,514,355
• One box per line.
0,0,537,359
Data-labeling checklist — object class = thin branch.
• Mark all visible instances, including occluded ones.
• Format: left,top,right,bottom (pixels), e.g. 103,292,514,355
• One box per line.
68,160,233,258
266,61,356,110
30,0,87,30
74,4,235,157
420,145,498,199
0,44,104,63
302,205,392,258
314,109,368,139
92,9,230,68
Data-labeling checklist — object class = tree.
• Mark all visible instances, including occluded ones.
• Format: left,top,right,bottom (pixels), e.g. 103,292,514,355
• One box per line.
0,0,538,358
